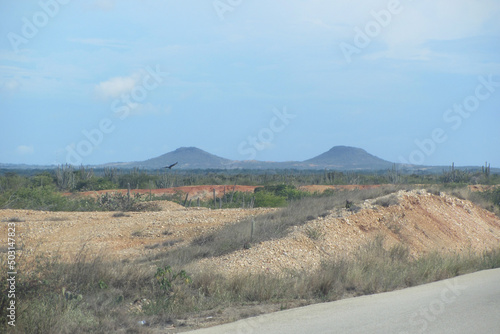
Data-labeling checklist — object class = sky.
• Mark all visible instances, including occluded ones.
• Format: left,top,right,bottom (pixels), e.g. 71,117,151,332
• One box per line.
1,0,499,167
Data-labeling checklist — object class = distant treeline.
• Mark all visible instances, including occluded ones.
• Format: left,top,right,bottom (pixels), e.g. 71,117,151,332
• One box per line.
0,163,498,193
0,165,499,212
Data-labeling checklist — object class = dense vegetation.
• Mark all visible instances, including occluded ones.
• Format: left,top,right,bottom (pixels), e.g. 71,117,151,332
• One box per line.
1,162,499,191
0,165,499,212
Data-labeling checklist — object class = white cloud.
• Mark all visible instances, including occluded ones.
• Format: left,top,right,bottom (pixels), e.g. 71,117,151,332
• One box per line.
17,145,34,155
95,73,141,99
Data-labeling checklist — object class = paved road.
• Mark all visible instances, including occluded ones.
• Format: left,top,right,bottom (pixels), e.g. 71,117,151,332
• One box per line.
185,269,500,334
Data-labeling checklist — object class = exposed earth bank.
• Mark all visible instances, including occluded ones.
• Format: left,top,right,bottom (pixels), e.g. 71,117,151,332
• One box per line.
195,189,500,275
2,189,499,275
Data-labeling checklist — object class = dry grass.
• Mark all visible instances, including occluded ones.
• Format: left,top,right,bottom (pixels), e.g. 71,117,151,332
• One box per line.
2,235,499,333
374,194,399,207
437,185,500,217
150,185,412,267
3,185,500,333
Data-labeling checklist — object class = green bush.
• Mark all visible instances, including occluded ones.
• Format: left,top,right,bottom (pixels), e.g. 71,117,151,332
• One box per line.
254,184,308,201
254,191,287,208
155,266,192,293
1,186,70,211
485,188,500,208
0,186,160,212
75,178,117,191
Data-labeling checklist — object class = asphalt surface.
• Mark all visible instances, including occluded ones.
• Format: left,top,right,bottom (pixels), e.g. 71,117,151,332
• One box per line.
185,268,500,334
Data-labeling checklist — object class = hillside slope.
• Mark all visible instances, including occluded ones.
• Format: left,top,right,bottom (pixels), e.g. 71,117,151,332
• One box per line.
125,147,233,169
303,146,393,169
196,190,500,275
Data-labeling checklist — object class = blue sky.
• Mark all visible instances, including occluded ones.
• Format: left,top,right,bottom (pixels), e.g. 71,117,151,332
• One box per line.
1,0,499,167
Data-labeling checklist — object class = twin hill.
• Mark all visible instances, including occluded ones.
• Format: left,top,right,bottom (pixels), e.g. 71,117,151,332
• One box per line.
104,145,394,170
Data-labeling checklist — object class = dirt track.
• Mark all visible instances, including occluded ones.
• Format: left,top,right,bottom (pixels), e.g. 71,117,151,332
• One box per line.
2,189,499,277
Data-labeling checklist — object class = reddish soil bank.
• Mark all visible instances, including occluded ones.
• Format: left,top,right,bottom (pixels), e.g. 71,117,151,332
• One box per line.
298,185,382,193
64,185,260,200
65,184,386,201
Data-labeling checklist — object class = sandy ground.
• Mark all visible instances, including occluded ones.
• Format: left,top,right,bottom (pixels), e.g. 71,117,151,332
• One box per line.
2,188,499,274
0,201,275,262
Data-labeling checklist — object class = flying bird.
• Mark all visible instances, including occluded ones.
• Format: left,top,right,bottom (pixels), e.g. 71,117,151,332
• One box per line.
164,162,178,169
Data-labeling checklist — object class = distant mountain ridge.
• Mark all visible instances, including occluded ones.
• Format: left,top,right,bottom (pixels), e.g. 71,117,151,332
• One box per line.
102,145,394,170
2,146,499,171
303,146,392,170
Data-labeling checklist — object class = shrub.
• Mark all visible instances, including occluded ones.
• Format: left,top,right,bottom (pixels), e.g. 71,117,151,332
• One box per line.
481,188,500,213
254,191,287,208
74,177,117,192
374,194,399,207
305,226,324,240
254,184,308,201
1,186,70,211
154,266,192,294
